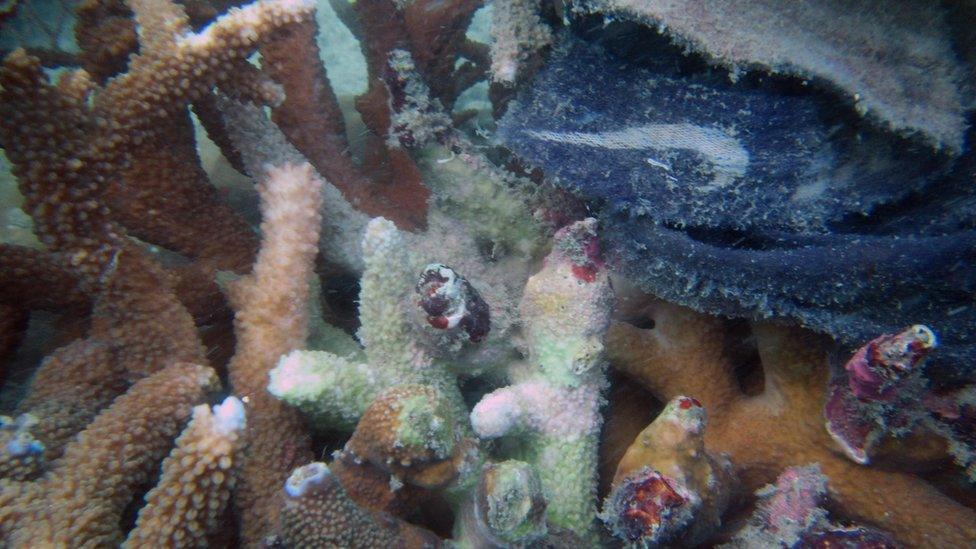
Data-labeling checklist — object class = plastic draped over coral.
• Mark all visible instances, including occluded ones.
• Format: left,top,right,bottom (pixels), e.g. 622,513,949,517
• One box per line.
498,30,976,384
0,0,973,547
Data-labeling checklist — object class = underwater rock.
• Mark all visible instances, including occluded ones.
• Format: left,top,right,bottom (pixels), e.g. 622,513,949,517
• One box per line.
498,34,976,381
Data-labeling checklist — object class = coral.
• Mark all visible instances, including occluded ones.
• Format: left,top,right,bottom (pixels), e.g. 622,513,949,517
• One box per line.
269,218,470,430
575,0,968,151
13,339,126,463
724,465,899,548
608,297,976,546
602,396,735,547
123,396,247,548
0,244,87,313
226,160,324,544
824,325,976,481
470,219,614,538
338,384,481,492
489,0,553,84
0,414,43,481
467,459,548,546
277,461,441,548
1,0,970,545
214,92,370,274
824,325,938,464
258,12,427,231
1,362,218,547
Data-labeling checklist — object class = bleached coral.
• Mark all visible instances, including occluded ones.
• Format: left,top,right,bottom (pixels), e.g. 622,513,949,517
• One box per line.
471,219,614,538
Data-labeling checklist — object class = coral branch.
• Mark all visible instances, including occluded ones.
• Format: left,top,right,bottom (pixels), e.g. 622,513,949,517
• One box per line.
278,462,441,548
227,161,323,544
14,340,125,463
471,219,614,538
603,396,734,547
5,362,218,547
269,218,469,429
123,396,247,548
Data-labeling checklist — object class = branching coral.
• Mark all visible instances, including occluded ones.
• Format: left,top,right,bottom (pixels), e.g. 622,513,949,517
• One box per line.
1,362,219,546
225,159,324,545
123,396,247,548
602,396,735,547
471,218,614,539
607,297,976,546
1,0,971,546
269,217,471,430
278,461,442,548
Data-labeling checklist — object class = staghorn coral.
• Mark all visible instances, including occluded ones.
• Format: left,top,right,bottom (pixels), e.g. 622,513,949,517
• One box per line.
471,219,614,539
123,396,247,548
269,217,471,430
278,461,442,548
1,362,219,546
608,297,976,547
602,396,735,547
337,384,481,493
12,339,125,463
1,0,972,546
225,160,324,545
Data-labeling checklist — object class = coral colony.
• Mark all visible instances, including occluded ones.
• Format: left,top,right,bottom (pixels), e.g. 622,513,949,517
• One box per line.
0,0,973,547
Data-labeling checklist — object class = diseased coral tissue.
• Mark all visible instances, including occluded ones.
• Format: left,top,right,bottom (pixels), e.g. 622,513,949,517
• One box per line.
0,0,973,547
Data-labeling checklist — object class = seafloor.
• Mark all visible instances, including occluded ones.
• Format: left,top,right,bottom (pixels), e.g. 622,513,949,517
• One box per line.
0,0,974,547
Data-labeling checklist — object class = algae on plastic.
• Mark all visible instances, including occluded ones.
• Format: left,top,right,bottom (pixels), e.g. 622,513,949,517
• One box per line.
498,32,976,382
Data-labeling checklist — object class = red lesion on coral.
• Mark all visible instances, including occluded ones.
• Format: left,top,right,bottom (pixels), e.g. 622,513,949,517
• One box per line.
678,397,702,409
846,325,935,401
571,264,599,283
427,316,450,330
620,472,687,540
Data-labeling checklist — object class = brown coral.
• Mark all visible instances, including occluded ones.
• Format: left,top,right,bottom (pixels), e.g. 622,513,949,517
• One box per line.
123,396,247,548
608,297,976,547
226,161,324,544
2,362,218,547
278,461,441,548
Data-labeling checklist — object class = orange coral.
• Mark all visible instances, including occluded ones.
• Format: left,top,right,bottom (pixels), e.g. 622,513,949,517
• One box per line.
2,362,218,547
227,161,323,544
608,297,976,547
14,339,125,463
123,396,247,548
